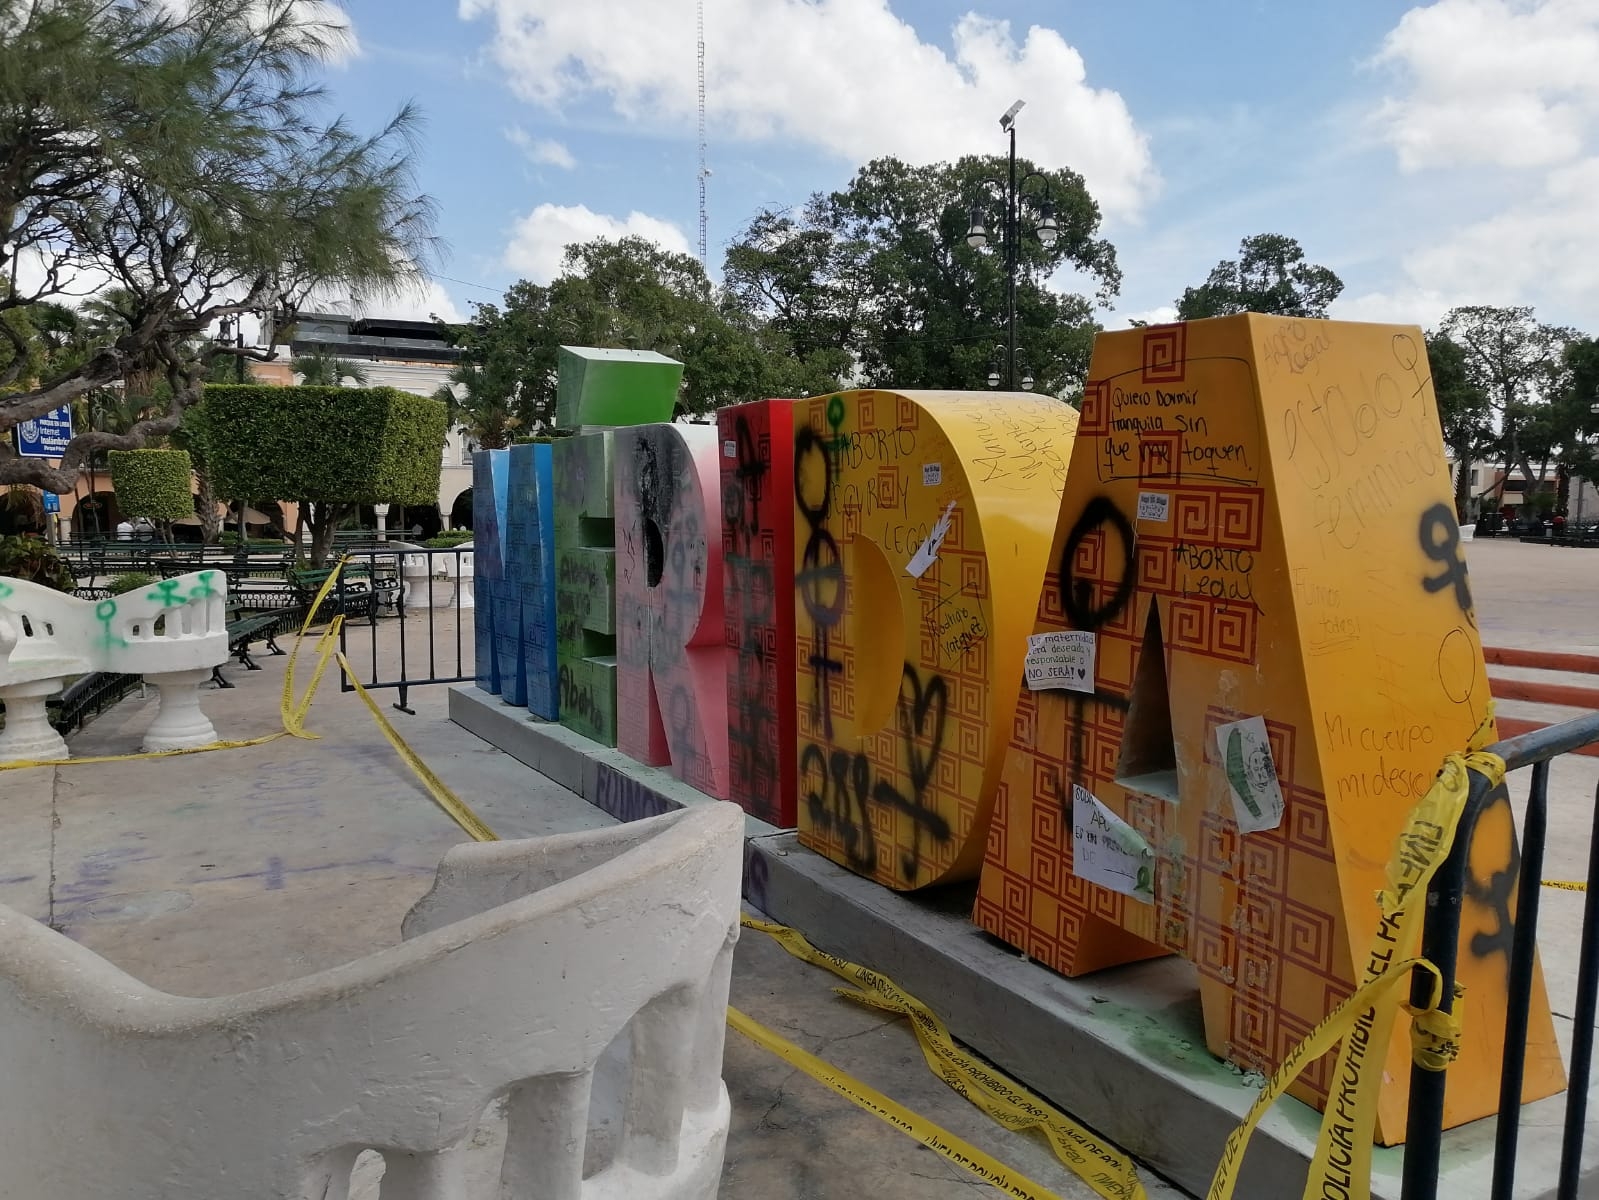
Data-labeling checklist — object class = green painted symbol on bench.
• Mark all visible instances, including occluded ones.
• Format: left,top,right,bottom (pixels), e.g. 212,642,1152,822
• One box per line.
0,580,11,600
95,598,128,648
188,571,219,600
148,579,186,608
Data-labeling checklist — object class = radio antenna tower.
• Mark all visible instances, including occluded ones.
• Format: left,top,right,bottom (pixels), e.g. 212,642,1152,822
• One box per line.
697,0,708,267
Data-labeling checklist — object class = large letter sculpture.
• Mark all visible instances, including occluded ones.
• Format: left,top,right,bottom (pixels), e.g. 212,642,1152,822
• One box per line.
794,390,1078,889
614,423,730,796
553,348,682,746
974,316,1563,1141
719,399,798,827
505,442,558,718
471,448,510,697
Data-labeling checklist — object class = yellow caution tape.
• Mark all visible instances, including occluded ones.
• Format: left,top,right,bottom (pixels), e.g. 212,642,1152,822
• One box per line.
726,1006,1066,1200
1208,710,1504,1200
2,557,358,770
323,634,1055,1196
1406,984,1466,1072
742,915,1146,1200
0,731,288,771
12,556,1524,1200
1544,880,1588,892
333,648,498,842
280,558,353,739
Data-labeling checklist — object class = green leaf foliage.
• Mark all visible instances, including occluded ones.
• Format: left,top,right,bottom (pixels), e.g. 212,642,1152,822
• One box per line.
0,0,436,491
108,449,193,520
0,535,74,592
106,572,160,596
724,155,1119,395
1175,234,1343,321
202,385,446,506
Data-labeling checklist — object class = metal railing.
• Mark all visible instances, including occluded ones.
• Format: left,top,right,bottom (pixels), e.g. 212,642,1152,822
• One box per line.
337,546,472,714
47,672,143,735
1403,711,1599,1199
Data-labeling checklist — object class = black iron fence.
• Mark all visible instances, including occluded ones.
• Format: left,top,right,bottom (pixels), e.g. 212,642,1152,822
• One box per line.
336,546,473,714
1403,711,1599,1199
47,672,143,735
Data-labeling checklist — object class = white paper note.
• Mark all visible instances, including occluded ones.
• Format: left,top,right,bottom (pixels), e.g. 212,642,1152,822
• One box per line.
1023,631,1096,693
723,439,737,459
923,462,942,486
1071,786,1154,902
1215,715,1286,834
906,501,956,578
1137,492,1170,522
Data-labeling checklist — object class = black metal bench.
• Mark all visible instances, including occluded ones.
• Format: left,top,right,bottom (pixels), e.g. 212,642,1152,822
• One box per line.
210,606,301,688
290,566,383,626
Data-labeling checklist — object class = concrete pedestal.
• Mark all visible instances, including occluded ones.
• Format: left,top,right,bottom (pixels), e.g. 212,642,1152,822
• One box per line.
0,677,69,764
450,682,1599,1200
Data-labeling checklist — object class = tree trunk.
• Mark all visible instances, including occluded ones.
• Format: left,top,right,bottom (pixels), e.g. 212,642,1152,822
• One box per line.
307,501,351,567
195,470,222,544
1453,432,1472,521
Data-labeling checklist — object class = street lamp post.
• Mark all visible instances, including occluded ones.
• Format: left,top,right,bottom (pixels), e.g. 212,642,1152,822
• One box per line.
966,99,1059,390
218,314,249,545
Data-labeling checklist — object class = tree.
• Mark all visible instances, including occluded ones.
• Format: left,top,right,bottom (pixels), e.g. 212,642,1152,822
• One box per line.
1560,337,1599,496
438,361,520,450
1174,234,1343,320
445,236,837,432
292,350,370,387
725,155,1120,395
203,384,446,565
1425,333,1494,518
0,0,436,493
1437,306,1575,510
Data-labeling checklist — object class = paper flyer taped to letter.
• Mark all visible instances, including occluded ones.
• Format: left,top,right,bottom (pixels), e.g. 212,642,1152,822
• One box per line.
1215,715,1286,834
1023,630,1095,693
1071,785,1154,902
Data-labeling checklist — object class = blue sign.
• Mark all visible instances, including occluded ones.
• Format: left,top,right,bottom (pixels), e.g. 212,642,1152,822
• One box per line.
41,493,59,514
15,406,73,458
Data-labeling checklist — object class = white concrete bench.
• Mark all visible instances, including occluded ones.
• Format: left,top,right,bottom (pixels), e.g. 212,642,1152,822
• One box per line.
401,545,476,611
0,803,742,1200
0,570,230,762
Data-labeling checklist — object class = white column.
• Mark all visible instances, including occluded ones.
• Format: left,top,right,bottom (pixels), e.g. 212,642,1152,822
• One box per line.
140,668,219,752
0,677,69,763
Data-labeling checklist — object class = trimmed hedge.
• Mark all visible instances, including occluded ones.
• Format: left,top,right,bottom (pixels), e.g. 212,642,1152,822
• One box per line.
108,449,193,520
201,385,447,506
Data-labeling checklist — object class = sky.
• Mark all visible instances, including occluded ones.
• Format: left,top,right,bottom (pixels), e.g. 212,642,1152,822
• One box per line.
318,0,1599,342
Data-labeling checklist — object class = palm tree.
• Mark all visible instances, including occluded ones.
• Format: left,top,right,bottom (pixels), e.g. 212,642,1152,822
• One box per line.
441,361,521,450
292,350,370,387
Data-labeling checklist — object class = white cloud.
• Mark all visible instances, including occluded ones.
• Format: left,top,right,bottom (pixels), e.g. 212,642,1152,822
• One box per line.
1113,304,1178,328
505,126,576,169
155,0,361,62
1351,1,1599,329
1328,287,1451,331
504,203,692,283
459,0,1157,219
1372,0,1599,171
294,274,466,326
358,278,467,325
1395,155,1599,318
